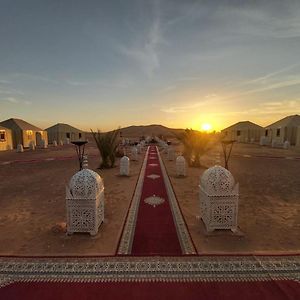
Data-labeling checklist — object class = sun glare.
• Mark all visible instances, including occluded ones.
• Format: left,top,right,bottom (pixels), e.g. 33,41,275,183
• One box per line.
201,123,212,132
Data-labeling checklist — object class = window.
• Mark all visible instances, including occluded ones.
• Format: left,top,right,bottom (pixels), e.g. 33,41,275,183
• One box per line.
79,132,82,139
237,130,241,136
66,133,70,138
265,129,268,137
0,131,6,142
276,128,280,137
26,130,33,140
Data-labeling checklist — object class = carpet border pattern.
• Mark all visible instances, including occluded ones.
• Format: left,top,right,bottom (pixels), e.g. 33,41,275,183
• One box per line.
0,255,299,288
117,147,149,254
157,147,197,255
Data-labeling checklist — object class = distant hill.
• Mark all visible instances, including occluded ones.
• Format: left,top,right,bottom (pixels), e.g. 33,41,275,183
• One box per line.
86,124,185,140
118,124,185,138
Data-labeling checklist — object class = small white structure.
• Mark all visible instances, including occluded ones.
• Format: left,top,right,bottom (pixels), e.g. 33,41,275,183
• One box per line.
53,140,58,147
66,157,104,236
137,144,142,154
120,155,130,176
65,138,70,144
17,144,24,153
41,139,48,149
199,166,239,232
260,136,267,146
283,140,290,149
176,155,186,177
131,146,138,161
29,140,35,150
167,147,175,161
59,140,64,146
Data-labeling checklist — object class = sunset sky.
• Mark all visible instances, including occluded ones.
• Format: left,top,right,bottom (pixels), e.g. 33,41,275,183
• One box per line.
1,0,300,132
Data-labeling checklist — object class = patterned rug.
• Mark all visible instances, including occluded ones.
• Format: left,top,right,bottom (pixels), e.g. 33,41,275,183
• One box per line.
117,146,196,255
0,255,299,299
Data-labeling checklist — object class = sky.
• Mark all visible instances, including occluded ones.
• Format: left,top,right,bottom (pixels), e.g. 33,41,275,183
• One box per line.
0,0,300,132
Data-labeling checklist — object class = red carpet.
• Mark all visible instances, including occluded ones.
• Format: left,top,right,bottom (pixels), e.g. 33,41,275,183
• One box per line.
131,146,182,255
1,280,299,300
117,145,196,255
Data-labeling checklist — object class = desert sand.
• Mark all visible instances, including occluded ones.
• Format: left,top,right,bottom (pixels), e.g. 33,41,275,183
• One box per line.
0,140,299,255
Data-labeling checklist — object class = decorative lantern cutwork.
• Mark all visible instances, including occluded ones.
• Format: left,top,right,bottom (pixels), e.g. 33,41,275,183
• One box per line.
199,165,239,232
66,160,104,236
176,155,186,177
120,155,130,176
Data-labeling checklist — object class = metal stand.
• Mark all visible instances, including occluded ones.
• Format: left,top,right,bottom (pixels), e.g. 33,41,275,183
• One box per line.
71,141,88,170
221,140,235,170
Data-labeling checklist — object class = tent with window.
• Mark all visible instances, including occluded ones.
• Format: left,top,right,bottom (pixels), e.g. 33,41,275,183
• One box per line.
221,121,263,143
264,114,300,146
46,123,85,144
0,126,13,151
0,118,47,149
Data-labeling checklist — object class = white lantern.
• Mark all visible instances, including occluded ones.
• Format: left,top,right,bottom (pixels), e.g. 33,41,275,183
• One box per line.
283,140,290,149
176,155,186,177
199,165,239,232
66,158,104,236
131,147,138,161
17,144,24,153
59,140,64,146
66,138,70,144
41,139,48,149
53,140,58,147
167,147,175,161
120,155,130,176
137,144,142,154
29,140,35,150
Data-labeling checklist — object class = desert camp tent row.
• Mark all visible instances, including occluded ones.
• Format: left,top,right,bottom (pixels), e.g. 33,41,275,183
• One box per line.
0,118,85,151
46,123,85,144
221,114,300,147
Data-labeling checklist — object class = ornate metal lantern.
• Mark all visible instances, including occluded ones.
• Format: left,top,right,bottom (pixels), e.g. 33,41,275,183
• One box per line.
66,157,104,236
199,165,239,232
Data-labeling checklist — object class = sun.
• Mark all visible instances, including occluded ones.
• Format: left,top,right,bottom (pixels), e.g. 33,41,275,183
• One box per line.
201,123,212,132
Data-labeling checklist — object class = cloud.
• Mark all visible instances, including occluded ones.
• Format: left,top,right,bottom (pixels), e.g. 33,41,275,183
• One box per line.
1,97,19,103
118,1,164,77
160,100,211,113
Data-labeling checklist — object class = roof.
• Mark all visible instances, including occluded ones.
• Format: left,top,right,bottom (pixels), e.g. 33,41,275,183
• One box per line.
0,118,43,131
222,121,263,131
265,114,300,128
45,123,83,132
0,125,11,131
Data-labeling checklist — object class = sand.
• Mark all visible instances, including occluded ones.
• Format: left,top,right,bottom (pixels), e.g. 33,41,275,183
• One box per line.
0,141,299,255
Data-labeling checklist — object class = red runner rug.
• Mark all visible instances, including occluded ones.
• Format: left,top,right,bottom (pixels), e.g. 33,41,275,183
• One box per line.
117,145,196,255
2,280,299,300
0,255,299,299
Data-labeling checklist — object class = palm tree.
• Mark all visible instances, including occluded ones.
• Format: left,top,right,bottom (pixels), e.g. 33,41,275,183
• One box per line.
91,128,120,169
177,129,212,167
